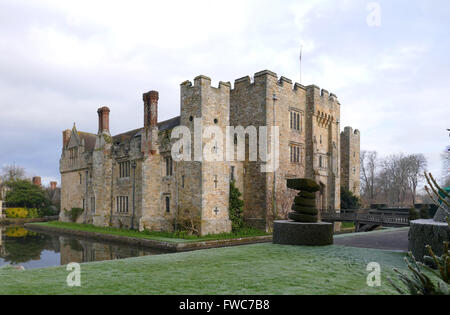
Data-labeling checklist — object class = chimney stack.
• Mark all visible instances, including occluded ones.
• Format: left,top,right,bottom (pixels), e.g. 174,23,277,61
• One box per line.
97,106,110,134
63,130,71,148
32,176,42,187
143,91,159,130
50,181,57,190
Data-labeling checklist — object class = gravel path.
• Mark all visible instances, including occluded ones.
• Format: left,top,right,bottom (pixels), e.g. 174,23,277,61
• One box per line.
334,228,409,251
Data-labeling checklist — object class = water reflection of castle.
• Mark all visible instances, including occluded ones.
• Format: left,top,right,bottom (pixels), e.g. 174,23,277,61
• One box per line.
59,237,157,265
0,227,162,267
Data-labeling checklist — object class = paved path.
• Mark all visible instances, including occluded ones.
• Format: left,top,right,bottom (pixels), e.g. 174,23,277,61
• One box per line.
334,228,409,251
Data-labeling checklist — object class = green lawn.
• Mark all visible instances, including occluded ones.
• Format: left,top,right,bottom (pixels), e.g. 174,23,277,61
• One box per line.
30,221,269,243
0,243,408,295
341,222,355,229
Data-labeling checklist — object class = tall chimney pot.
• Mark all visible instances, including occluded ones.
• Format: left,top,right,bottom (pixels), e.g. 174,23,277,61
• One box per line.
63,130,71,148
143,91,159,129
97,106,110,133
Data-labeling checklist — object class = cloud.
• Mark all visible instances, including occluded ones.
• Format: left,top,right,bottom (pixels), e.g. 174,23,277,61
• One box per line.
0,0,449,185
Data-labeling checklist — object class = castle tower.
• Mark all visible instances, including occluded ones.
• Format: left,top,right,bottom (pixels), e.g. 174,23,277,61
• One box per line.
179,75,232,235
341,127,360,197
305,85,341,211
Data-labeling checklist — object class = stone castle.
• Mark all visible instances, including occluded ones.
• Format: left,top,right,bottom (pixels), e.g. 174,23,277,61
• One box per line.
60,70,360,235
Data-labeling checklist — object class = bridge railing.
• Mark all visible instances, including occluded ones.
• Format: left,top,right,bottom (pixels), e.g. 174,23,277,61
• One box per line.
320,208,410,226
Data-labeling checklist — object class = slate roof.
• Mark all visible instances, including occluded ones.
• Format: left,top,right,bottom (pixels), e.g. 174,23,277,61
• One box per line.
77,132,97,152
76,116,181,151
111,116,181,145
158,116,180,131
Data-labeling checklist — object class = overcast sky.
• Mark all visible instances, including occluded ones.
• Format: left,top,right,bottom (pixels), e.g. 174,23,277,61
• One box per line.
0,0,449,185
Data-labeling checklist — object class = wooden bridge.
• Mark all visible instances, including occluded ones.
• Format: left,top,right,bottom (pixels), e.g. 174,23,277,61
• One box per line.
320,209,410,232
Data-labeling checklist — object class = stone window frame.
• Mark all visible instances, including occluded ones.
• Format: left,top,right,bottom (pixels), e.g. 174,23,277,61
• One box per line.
118,161,131,178
116,196,129,214
164,156,173,177
69,147,78,167
91,197,96,214
162,193,172,213
289,142,303,164
289,107,303,133
318,154,328,170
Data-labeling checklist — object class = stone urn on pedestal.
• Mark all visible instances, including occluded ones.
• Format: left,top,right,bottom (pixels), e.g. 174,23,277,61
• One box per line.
273,178,333,246
409,173,450,261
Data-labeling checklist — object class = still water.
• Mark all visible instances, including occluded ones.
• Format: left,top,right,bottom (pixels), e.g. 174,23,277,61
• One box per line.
0,226,168,269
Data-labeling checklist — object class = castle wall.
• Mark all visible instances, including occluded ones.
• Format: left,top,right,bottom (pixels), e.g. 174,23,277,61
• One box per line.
341,127,360,197
60,129,91,223
179,76,232,235
60,171,85,222
264,73,308,230
230,73,269,230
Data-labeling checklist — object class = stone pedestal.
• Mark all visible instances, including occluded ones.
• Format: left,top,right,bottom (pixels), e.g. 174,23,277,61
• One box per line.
409,219,450,261
273,220,334,246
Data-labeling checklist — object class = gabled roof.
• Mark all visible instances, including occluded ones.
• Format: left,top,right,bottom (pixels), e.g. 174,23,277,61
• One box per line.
78,132,97,151
158,116,180,131
70,116,181,149
111,116,181,145
112,128,142,144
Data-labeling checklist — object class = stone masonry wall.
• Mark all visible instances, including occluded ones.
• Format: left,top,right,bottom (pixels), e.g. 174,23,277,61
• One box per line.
341,127,360,197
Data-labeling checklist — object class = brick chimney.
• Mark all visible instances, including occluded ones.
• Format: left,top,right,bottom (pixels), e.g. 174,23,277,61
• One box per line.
63,129,71,148
50,181,57,190
97,106,110,134
32,176,42,187
143,91,158,130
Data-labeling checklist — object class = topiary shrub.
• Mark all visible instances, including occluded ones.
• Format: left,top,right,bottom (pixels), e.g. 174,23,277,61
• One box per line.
287,178,320,223
229,181,245,231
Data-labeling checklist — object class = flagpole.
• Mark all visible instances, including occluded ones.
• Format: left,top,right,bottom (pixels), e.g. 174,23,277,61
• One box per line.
299,45,303,85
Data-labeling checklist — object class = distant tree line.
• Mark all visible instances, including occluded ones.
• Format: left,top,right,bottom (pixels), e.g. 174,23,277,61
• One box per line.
0,164,59,216
360,151,430,208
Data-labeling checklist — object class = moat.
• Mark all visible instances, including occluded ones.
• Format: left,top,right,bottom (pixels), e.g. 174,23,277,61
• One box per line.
0,225,168,269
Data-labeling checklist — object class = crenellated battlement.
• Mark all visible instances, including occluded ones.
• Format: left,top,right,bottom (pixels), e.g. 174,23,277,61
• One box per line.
230,70,338,105
342,126,360,138
181,75,231,92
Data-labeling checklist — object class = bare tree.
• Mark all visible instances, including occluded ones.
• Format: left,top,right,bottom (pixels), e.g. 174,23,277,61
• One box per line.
360,150,379,205
176,207,201,236
378,154,411,207
405,154,428,205
1,164,26,183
